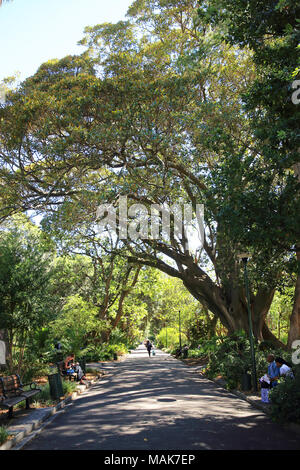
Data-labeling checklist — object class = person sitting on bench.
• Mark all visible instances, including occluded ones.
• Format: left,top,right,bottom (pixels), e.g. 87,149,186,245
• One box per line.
64,354,87,384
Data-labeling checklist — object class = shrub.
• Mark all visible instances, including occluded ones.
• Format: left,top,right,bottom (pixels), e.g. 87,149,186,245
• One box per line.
20,362,53,383
186,349,207,359
220,354,252,390
36,383,52,403
80,343,128,362
205,332,250,386
78,345,104,362
203,331,290,391
62,380,78,396
156,327,188,349
107,343,128,357
269,366,300,424
0,426,9,445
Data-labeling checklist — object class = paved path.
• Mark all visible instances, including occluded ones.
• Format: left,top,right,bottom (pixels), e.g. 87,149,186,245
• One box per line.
23,346,300,450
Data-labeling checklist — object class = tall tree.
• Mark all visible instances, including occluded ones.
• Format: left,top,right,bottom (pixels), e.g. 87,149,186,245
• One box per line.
42,210,144,341
0,0,291,345
198,0,300,347
0,214,56,371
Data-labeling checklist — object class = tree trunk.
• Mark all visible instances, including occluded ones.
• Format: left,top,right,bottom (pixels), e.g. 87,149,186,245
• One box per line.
105,266,141,342
287,248,300,349
110,290,128,333
262,322,287,349
181,265,277,342
252,287,276,341
17,332,28,376
203,309,218,338
128,249,280,343
7,329,14,371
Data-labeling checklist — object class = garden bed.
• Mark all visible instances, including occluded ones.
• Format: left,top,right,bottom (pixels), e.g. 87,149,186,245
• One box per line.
0,368,105,447
0,368,102,425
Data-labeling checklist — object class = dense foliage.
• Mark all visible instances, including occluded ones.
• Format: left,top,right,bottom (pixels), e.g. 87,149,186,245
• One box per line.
0,3,299,425
202,331,288,390
198,0,300,347
269,367,300,424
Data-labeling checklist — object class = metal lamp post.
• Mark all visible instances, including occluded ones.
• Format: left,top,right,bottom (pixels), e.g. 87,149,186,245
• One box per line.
165,322,168,349
238,253,258,392
179,310,182,351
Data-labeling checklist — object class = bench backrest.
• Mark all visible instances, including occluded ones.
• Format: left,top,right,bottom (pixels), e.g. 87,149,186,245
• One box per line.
0,375,23,398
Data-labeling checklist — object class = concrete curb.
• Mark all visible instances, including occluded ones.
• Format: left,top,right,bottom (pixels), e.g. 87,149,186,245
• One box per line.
0,376,101,451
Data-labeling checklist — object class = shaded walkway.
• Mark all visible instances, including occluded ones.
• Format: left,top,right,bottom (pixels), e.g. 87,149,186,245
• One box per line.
24,345,300,450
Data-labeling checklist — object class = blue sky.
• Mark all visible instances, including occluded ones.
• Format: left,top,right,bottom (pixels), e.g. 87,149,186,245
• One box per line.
0,0,133,82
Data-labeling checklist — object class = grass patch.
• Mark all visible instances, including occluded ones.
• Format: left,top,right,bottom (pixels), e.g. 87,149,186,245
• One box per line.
30,378,78,408
0,426,9,446
62,380,78,396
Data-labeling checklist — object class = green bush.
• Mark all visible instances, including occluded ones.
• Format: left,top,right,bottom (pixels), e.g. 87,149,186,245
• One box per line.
62,380,78,396
220,354,252,390
2,362,53,384
205,332,250,386
156,327,188,349
186,349,206,359
107,343,128,357
0,426,9,446
197,336,225,357
20,362,53,383
269,366,300,424
81,343,128,362
203,331,290,391
35,383,52,403
31,379,77,405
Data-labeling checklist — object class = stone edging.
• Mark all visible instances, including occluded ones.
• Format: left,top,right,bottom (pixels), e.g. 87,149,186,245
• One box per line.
0,376,101,451
174,355,300,437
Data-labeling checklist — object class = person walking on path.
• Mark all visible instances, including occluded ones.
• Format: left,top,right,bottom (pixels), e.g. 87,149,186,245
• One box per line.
145,339,153,357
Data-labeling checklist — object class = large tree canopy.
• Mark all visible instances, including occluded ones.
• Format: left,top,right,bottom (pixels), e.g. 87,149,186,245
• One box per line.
197,0,300,347
0,0,298,347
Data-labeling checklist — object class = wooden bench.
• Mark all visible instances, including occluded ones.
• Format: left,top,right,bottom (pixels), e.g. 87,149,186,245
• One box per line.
56,361,77,381
0,374,41,418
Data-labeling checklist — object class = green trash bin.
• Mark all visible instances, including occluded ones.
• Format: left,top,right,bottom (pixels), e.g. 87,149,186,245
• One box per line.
48,373,64,400
241,373,252,391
